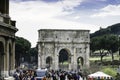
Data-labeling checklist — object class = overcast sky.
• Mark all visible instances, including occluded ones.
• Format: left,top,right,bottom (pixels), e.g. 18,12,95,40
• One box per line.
9,0,120,47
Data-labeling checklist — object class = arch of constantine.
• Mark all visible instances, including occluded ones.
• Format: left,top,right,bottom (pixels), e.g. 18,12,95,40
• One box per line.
0,0,18,78
38,29,90,70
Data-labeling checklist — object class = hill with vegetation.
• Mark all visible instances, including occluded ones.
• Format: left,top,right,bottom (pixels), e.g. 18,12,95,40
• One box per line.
91,23,120,38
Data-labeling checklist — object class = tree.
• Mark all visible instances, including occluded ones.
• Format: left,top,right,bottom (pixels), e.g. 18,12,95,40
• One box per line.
29,47,38,63
15,36,31,67
90,34,119,63
90,23,120,38
91,36,106,62
104,34,119,61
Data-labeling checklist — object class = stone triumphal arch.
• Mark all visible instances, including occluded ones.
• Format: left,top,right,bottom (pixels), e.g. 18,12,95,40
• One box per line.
0,0,17,78
38,29,90,70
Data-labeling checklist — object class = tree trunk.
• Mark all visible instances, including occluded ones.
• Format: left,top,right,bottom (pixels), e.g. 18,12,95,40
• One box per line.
100,50,104,63
109,50,114,61
109,50,114,67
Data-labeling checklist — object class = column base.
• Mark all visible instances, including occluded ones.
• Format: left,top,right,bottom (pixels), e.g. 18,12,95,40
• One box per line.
4,76,15,80
1,71,9,78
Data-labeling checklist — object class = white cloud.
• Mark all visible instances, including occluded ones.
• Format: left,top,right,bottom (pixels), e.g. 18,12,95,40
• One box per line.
10,0,84,21
57,0,83,10
10,0,96,47
73,15,81,19
91,4,120,18
98,0,107,1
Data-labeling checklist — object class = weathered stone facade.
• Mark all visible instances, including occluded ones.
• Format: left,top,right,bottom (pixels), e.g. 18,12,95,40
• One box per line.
0,0,17,79
38,29,90,70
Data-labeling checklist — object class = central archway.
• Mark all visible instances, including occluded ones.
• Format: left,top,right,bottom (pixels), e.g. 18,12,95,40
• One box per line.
59,49,70,70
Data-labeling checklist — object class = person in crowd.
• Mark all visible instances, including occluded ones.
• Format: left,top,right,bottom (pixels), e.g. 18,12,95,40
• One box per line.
60,72,65,80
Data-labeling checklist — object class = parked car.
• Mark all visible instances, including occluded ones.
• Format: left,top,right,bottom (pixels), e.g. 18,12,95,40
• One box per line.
35,68,47,80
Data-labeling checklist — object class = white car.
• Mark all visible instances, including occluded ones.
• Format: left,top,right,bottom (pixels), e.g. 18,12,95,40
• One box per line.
35,68,47,80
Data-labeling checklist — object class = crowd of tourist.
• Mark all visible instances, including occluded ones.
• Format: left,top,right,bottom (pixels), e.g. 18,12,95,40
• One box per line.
13,68,119,80
13,69,35,80
13,69,86,80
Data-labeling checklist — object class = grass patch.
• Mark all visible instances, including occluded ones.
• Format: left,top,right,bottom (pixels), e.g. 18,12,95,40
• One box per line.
101,67,117,77
89,54,119,78
90,55,120,61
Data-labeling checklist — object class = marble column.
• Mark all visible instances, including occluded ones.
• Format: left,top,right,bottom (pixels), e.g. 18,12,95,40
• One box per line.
10,41,15,75
0,0,9,14
54,45,58,70
38,44,41,68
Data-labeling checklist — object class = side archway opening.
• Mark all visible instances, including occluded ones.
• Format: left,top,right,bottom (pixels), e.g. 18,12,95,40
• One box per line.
46,56,52,69
77,57,84,70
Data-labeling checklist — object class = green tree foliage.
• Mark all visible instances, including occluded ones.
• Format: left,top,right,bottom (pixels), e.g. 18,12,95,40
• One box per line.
15,36,31,67
91,34,119,62
29,47,38,63
104,34,119,61
115,73,120,80
90,37,100,52
91,36,107,62
91,23,120,38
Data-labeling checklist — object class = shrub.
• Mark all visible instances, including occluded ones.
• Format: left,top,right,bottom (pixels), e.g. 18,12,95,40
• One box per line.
102,67,117,78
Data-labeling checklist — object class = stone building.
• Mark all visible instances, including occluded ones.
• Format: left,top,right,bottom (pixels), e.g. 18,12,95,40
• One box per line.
38,29,90,70
0,0,17,79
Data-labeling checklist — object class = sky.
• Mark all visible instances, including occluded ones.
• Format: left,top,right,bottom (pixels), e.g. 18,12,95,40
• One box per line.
9,0,120,47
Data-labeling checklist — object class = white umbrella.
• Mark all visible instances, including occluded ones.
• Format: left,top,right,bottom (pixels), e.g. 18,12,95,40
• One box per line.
88,71,112,78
